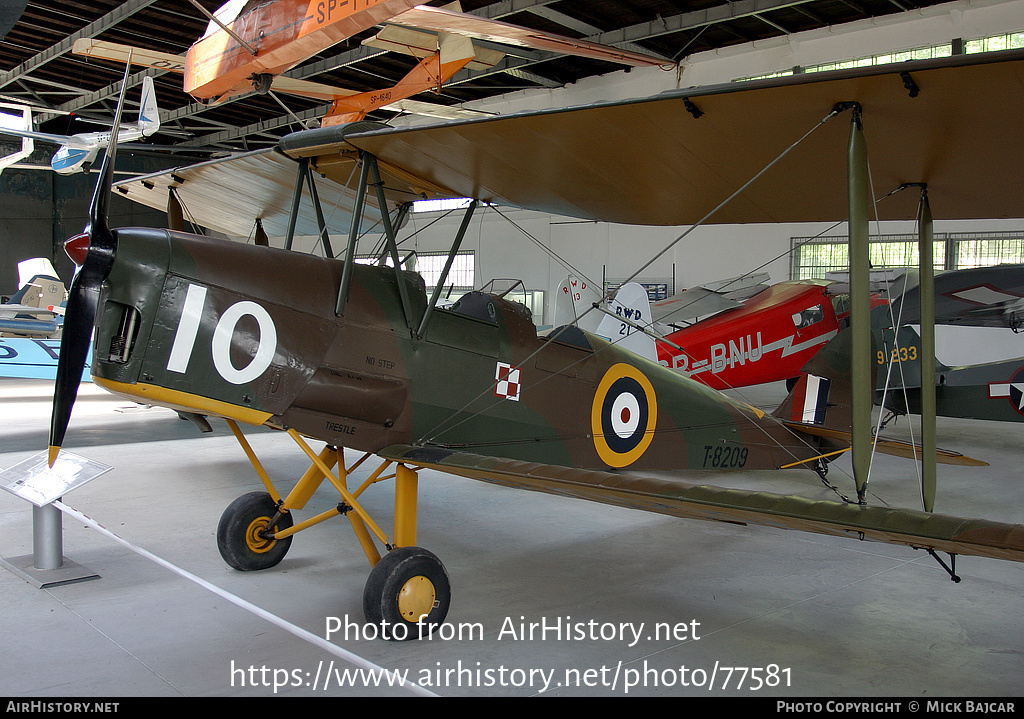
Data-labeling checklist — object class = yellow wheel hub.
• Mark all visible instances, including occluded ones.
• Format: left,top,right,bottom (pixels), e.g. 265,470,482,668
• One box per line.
397,575,436,622
244,517,276,554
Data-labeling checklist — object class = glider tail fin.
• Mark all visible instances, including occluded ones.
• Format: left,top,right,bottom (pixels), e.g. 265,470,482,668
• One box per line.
137,76,160,136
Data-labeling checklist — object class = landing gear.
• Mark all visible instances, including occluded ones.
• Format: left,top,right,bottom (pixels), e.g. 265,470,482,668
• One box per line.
217,491,293,571
363,546,451,640
250,72,273,94
217,422,448,638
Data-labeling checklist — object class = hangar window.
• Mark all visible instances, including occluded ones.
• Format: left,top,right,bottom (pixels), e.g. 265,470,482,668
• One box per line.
790,231,1024,280
966,31,1024,53
414,251,476,293
736,30,1022,84
356,251,475,294
804,43,952,74
411,198,475,213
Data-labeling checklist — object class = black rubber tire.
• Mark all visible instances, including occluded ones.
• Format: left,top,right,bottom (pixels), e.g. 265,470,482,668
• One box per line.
362,546,451,641
217,491,293,571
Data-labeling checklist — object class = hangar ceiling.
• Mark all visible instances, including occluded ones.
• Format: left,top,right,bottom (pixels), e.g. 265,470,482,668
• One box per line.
1,0,959,155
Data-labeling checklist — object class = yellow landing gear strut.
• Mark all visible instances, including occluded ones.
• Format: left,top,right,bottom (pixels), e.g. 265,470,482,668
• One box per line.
217,421,450,640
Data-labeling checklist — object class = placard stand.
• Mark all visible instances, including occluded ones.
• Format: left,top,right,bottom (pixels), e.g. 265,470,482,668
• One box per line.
0,451,112,588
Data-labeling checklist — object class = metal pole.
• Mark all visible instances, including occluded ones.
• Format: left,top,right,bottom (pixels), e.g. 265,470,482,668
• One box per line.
847,104,872,503
32,502,63,570
918,189,937,512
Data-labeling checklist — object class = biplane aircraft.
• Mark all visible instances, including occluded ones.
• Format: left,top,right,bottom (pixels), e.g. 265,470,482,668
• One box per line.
72,0,670,126
48,49,1024,640
0,76,160,175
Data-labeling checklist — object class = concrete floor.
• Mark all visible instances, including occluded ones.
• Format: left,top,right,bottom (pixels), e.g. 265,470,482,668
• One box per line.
1,377,1022,698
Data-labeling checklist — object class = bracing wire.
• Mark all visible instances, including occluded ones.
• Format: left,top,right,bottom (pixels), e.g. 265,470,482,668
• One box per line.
413,106,853,466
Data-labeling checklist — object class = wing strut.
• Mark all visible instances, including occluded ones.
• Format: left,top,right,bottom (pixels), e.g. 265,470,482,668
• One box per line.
418,199,478,339
846,102,872,504
366,155,416,333
847,115,939,512
284,157,334,258
916,188,937,512
336,151,371,316
926,549,960,582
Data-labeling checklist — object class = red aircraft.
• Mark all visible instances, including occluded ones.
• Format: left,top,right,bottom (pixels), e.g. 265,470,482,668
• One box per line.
654,279,885,391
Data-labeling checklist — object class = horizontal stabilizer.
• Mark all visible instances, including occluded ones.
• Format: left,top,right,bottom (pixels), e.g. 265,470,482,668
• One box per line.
378,445,1022,563
781,422,988,467
363,23,505,70
387,5,669,68
72,38,187,73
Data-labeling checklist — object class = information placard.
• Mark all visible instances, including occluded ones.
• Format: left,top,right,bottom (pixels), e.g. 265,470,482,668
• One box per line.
0,450,112,507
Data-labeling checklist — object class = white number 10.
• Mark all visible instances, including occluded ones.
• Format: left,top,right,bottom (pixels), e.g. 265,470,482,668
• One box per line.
166,283,278,385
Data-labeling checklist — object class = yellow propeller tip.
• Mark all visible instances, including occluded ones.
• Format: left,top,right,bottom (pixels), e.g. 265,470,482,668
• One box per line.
47,446,60,467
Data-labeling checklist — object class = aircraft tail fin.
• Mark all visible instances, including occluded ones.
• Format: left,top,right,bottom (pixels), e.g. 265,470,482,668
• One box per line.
774,326,986,466
552,275,602,333
595,282,659,364
547,278,658,362
136,76,160,136
874,322,950,392
772,326,861,439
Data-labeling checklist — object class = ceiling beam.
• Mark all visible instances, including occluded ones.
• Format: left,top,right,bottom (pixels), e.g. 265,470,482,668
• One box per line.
444,0,814,89
0,0,159,89
45,0,824,152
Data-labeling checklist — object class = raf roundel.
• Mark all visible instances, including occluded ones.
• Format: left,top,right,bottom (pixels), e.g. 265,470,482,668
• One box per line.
591,363,658,468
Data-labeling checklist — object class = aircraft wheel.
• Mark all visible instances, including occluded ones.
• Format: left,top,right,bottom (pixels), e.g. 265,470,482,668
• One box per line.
363,546,450,641
251,73,273,94
217,491,293,571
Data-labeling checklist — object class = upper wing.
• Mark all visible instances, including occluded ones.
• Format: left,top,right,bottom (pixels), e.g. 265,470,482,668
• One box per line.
72,38,188,72
378,444,1024,563
0,126,71,146
651,272,771,325
333,49,1024,226
72,38,483,120
888,264,1024,329
112,147,392,239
